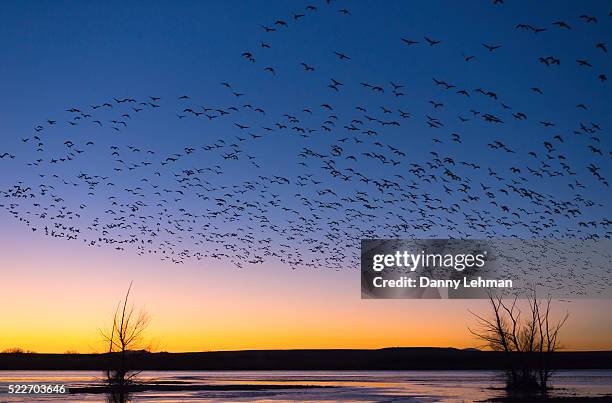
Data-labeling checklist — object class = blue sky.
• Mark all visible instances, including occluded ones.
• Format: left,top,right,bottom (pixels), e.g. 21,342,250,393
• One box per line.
0,0,610,265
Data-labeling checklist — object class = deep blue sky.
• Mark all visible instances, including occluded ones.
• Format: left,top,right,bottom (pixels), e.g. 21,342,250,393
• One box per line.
0,0,610,269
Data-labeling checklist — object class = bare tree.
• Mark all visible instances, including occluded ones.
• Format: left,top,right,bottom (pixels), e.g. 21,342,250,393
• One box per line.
100,282,150,402
469,290,568,393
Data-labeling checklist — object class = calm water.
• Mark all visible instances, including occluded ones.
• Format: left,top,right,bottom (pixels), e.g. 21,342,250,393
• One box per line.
1,370,611,402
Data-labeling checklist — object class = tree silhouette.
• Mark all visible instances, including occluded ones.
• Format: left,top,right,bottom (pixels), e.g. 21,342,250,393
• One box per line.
100,282,150,403
469,290,568,393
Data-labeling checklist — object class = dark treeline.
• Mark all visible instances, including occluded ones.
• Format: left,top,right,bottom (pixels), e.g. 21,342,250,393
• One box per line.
1,348,611,371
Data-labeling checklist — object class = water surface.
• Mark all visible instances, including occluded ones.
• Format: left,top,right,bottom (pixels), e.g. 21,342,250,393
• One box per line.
1,370,611,402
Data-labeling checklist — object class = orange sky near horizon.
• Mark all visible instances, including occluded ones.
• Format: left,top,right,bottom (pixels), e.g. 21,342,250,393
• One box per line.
1,217,611,354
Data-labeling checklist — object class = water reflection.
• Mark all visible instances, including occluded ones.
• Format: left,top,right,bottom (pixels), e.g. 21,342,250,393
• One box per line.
0,370,610,402
106,387,131,403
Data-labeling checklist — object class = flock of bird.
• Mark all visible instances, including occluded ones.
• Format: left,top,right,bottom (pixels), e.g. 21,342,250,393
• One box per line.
0,1,610,297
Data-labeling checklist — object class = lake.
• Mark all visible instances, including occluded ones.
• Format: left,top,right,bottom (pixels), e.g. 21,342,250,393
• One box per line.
1,370,611,402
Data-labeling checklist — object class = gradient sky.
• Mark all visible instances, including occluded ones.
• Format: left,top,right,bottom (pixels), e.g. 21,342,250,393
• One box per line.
2,216,611,353
0,0,611,353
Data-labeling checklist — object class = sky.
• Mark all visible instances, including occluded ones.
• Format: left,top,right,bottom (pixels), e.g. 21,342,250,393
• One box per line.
2,217,611,353
0,0,610,353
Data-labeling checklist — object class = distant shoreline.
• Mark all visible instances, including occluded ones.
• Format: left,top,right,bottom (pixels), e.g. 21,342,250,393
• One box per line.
1,348,611,371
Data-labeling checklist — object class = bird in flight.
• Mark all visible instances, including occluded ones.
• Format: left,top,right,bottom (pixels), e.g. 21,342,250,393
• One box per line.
482,43,501,52
333,51,351,60
424,36,441,46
